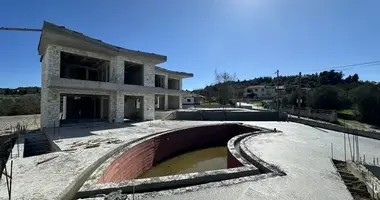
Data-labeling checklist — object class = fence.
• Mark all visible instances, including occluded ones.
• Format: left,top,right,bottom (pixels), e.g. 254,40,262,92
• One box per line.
285,107,337,122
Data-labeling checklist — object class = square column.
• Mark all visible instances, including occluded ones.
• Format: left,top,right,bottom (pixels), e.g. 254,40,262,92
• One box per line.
164,94,169,110
110,56,124,84
178,95,183,109
41,45,61,128
62,96,67,120
109,92,124,123
144,64,155,87
164,75,168,89
143,94,155,120
41,88,60,128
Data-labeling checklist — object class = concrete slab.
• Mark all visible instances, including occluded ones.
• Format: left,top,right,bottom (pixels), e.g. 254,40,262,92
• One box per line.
1,121,379,199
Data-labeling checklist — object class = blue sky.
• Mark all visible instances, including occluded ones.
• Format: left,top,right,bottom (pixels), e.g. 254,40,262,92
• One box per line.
1,0,380,90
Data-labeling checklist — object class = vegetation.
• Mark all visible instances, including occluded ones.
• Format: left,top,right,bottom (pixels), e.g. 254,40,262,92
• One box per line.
0,94,40,116
0,87,41,116
194,70,380,126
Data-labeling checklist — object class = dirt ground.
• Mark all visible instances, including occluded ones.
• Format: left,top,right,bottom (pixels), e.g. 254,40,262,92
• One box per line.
0,114,40,134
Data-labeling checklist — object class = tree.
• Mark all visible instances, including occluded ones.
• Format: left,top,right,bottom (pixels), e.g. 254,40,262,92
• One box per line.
307,85,351,110
350,85,380,125
352,73,359,82
214,69,237,105
288,90,307,107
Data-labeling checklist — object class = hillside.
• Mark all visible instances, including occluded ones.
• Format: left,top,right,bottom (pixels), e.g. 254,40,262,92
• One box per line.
192,70,368,100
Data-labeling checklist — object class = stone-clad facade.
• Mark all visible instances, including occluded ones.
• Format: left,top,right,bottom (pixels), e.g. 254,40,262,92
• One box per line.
39,21,193,128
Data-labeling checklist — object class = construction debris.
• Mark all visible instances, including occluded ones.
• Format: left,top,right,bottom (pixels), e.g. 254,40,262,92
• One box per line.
36,156,59,166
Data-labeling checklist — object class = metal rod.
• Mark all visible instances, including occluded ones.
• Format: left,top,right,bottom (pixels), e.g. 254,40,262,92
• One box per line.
364,154,366,164
9,160,12,200
3,164,10,199
0,27,41,32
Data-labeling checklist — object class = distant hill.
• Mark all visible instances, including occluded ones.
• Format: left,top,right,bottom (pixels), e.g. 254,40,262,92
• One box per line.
192,70,376,100
0,87,40,95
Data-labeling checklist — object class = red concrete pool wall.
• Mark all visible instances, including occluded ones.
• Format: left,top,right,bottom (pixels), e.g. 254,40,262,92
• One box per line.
99,124,258,183
227,151,244,168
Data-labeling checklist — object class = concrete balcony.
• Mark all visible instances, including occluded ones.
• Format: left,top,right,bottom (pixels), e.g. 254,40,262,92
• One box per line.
48,77,189,95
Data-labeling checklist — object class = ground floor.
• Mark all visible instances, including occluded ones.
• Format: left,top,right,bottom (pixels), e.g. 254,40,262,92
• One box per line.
40,88,182,128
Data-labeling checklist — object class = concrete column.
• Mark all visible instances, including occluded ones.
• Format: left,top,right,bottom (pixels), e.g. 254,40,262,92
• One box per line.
155,96,160,109
41,45,61,128
100,97,104,119
178,95,183,109
41,89,60,128
109,92,124,123
179,79,183,90
164,94,168,110
62,96,67,120
143,64,155,87
143,94,155,120
164,75,168,89
110,56,124,84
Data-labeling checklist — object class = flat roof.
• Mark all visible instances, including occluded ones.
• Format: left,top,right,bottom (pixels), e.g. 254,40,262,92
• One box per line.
38,21,167,63
155,66,193,78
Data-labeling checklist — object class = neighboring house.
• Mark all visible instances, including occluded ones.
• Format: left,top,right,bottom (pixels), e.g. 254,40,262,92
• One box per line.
244,85,276,100
39,21,193,128
276,85,287,97
182,94,205,105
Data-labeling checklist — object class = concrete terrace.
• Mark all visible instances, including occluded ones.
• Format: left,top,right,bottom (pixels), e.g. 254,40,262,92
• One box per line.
1,120,379,199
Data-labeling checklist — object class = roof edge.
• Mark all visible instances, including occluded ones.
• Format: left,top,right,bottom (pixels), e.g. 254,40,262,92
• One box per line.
155,66,193,78
40,21,167,62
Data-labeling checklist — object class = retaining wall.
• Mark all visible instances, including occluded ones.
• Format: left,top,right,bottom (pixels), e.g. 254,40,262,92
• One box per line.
99,124,260,183
171,110,287,121
285,107,337,122
290,117,380,140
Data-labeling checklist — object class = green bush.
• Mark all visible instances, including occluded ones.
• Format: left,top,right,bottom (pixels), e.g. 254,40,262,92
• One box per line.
0,95,40,116
307,85,351,110
349,85,380,125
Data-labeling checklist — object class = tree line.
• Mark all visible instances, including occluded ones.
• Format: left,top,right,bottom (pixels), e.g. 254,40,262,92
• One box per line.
194,70,380,126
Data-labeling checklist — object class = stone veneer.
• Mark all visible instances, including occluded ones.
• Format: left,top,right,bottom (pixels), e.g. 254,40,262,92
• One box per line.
40,44,168,128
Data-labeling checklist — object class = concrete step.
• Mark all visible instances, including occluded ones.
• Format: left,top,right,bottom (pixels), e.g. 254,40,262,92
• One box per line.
341,175,359,181
348,187,371,197
23,132,52,157
25,140,50,146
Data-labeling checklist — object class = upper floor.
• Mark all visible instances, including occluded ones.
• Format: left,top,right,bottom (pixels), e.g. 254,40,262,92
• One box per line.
38,21,193,94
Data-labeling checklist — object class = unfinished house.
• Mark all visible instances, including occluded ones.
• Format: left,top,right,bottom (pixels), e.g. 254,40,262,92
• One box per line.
39,21,193,128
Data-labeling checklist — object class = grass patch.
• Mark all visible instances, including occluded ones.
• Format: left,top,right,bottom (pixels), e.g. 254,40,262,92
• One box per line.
338,118,380,133
201,102,219,105
338,109,355,115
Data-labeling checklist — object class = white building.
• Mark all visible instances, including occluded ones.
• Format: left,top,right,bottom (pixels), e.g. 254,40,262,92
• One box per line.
182,94,205,105
244,85,276,100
